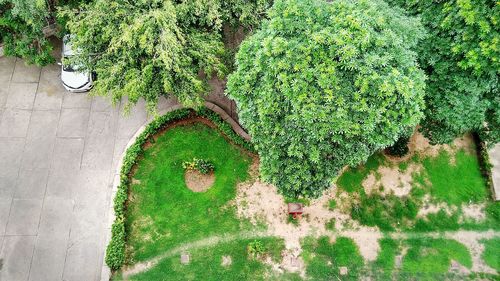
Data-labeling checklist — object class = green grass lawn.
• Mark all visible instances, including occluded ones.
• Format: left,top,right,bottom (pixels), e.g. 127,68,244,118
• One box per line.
422,149,487,204
117,122,497,280
302,236,365,280
400,238,472,280
481,238,500,271
124,123,252,264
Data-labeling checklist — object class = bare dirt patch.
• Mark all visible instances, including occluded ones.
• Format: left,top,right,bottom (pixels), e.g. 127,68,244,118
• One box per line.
235,164,382,266
221,255,232,267
460,203,486,222
185,170,215,192
363,163,422,197
409,130,474,160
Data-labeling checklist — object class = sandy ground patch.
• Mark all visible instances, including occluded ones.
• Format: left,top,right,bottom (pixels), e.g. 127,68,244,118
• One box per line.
363,163,422,197
460,203,486,222
417,195,456,217
185,170,215,192
235,169,382,269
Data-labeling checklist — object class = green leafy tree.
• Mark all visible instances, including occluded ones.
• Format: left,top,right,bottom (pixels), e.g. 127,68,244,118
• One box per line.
0,0,84,66
0,0,53,65
388,0,500,145
227,0,426,197
60,0,271,112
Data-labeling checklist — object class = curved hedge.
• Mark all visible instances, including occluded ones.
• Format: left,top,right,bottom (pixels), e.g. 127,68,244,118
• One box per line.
105,107,253,271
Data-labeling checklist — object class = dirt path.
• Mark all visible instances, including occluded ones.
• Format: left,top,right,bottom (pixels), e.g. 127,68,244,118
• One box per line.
121,229,500,279
121,230,268,278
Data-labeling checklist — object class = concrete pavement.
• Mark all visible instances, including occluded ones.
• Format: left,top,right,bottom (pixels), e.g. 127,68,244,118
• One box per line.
0,56,179,281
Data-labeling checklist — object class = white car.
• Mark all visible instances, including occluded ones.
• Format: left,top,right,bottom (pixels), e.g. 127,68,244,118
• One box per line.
60,35,93,92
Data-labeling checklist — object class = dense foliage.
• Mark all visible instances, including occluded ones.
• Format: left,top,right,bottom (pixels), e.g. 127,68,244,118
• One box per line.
0,0,83,65
388,0,500,145
0,0,53,65
227,0,426,197
61,0,271,112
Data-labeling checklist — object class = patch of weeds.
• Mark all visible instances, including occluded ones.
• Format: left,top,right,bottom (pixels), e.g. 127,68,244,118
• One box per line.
302,236,364,280
351,193,419,231
399,162,409,172
287,214,300,226
328,199,336,210
337,153,385,193
422,149,487,204
413,210,460,232
247,240,266,258
399,238,472,280
481,238,500,271
325,218,336,231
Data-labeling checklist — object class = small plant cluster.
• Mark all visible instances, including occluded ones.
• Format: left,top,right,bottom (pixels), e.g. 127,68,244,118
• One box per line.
183,158,214,174
386,136,410,157
106,107,253,271
247,240,266,258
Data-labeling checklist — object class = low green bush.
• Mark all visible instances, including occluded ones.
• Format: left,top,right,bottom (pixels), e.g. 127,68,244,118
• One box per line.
106,107,252,271
105,219,126,270
247,240,266,258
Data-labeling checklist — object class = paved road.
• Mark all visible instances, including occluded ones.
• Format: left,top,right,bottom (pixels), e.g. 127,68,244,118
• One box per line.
0,56,179,281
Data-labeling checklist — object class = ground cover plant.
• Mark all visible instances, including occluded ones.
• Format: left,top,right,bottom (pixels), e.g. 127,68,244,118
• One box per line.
301,236,365,280
400,238,472,280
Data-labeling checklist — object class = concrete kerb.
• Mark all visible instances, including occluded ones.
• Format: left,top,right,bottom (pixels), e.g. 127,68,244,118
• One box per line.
100,102,250,280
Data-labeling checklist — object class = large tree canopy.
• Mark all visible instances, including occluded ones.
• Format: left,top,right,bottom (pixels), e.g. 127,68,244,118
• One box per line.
61,0,271,112
388,0,500,145
227,0,426,197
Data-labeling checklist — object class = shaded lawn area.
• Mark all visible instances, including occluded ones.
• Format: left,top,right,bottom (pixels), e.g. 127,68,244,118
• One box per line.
124,123,252,264
127,238,302,281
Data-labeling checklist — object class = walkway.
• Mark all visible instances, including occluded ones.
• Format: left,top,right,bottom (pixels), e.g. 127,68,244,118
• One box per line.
489,144,500,200
0,56,180,281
